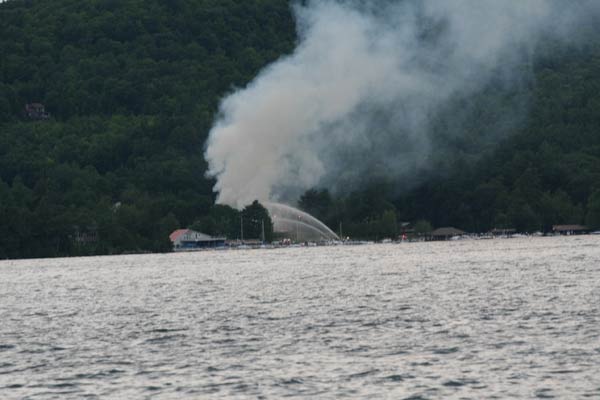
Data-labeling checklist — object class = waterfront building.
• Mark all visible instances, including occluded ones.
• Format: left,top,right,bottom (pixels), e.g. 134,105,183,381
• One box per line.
169,229,226,250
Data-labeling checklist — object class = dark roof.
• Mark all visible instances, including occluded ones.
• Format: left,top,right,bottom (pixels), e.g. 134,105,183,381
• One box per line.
552,225,588,232
431,227,465,237
490,228,516,234
170,229,225,242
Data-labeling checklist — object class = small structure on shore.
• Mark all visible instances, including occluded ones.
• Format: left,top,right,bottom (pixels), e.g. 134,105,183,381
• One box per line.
399,222,415,237
430,227,465,240
72,225,99,245
169,229,226,251
552,225,589,235
490,228,517,237
24,103,50,120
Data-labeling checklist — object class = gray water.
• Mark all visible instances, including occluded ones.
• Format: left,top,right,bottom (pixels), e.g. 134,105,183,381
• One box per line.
1,236,600,399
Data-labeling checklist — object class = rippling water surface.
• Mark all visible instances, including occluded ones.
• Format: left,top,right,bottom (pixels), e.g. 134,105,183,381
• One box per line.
1,236,600,399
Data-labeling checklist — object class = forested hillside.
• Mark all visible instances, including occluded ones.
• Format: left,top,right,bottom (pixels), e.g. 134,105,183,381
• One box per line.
1,0,600,258
0,0,295,258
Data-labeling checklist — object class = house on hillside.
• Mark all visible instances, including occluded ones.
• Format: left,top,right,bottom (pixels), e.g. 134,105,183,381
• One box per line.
24,103,50,120
552,225,589,235
72,225,99,245
430,227,466,241
169,229,226,251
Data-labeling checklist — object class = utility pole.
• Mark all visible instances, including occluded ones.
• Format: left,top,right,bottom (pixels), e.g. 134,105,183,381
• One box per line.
339,221,343,240
240,215,244,242
261,219,265,243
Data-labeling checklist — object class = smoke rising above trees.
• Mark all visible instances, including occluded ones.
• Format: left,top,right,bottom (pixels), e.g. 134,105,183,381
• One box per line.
206,0,600,208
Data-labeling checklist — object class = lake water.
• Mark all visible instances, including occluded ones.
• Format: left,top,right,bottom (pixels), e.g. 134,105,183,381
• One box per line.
1,236,600,399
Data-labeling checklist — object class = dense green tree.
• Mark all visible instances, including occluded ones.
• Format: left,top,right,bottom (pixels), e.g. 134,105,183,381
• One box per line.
585,190,600,230
0,0,294,258
298,189,333,223
379,210,398,239
539,191,583,231
190,204,240,239
241,201,273,242
508,200,541,233
414,220,433,236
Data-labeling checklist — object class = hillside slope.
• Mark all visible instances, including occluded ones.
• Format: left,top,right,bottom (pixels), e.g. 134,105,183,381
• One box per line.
0,0,294,258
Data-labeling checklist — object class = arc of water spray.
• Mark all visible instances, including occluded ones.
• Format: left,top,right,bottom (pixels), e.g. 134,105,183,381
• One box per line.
264,202,340,241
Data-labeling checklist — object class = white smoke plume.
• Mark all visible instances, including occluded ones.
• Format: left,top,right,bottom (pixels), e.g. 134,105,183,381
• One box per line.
205,0,597,208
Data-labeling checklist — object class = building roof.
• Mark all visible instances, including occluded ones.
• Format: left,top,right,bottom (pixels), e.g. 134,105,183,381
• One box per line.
193,231,218,241
169,229,224,242
431,227,466,237
552,225,588,232
169,229,189,242
490,228,516,234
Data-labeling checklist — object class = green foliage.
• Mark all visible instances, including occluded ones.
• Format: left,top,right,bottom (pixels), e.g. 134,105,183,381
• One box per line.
379,210,398,239
414,220,433,235
0,0,294,258
241,200,273,242
298,189,333,223
586,190,600,230
190,204,240,239
189,201,273,242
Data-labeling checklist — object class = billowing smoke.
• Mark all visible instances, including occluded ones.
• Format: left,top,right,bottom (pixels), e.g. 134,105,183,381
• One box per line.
205,0,597,208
